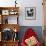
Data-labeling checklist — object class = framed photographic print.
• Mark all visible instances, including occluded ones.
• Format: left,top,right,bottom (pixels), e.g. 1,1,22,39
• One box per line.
25,7,36,20
2,10,9,15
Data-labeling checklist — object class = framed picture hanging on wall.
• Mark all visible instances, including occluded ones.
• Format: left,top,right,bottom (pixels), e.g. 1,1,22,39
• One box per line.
25,7,36,20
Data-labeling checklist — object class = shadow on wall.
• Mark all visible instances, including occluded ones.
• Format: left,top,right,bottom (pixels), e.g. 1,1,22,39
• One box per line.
18,26,44,44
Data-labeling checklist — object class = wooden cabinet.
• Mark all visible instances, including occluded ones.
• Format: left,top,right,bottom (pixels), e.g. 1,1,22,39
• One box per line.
2,41,19,46
0,7,19,46
0,41,19,46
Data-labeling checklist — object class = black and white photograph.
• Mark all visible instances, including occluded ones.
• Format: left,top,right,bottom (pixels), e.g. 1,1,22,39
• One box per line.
25,7,36,20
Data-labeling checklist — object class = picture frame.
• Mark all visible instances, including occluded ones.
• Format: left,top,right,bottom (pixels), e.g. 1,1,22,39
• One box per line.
25,7,36,20
2,10,9,15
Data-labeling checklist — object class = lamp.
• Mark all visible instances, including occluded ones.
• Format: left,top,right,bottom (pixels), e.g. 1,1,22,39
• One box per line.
15,0,17,7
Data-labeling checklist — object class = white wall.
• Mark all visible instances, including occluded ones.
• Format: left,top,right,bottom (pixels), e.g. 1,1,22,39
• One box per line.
0,0,44,26
18,0,44,26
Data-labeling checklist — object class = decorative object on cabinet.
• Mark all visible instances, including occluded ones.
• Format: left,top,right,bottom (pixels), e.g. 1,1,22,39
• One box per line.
0,7,19,46
25,7,36,20
9,9,18,15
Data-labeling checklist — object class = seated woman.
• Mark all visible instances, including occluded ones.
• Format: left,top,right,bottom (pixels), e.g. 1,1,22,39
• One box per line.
21,28,41,46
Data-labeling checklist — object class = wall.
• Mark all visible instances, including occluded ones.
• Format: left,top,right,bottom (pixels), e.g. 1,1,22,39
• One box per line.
18,0,44,26
0,0,44,26
43,0,46,26
43,0,46,45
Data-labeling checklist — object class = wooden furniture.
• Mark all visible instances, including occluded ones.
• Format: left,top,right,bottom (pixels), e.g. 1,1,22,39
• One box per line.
0,7,19,24
0,7,19,46
2,40,19,46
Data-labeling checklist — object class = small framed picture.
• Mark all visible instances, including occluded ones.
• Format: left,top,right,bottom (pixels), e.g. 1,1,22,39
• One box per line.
25,7,36,20
2,10,9,15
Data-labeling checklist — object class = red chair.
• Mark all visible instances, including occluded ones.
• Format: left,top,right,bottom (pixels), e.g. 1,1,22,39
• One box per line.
21,28,41,46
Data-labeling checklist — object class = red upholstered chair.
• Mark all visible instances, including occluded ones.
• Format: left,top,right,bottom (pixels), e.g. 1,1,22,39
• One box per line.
21,28,41,46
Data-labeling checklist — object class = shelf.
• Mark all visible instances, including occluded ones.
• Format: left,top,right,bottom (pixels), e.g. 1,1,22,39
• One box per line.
0,7,19,10
0,7,19,24
0,24,19,32
1,15,18,24
1,40,19,46
0,7,19,15
0,7,19,46
2,40,19,43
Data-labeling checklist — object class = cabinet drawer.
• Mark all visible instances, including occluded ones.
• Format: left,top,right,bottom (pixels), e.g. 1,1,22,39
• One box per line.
2,41,18,46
